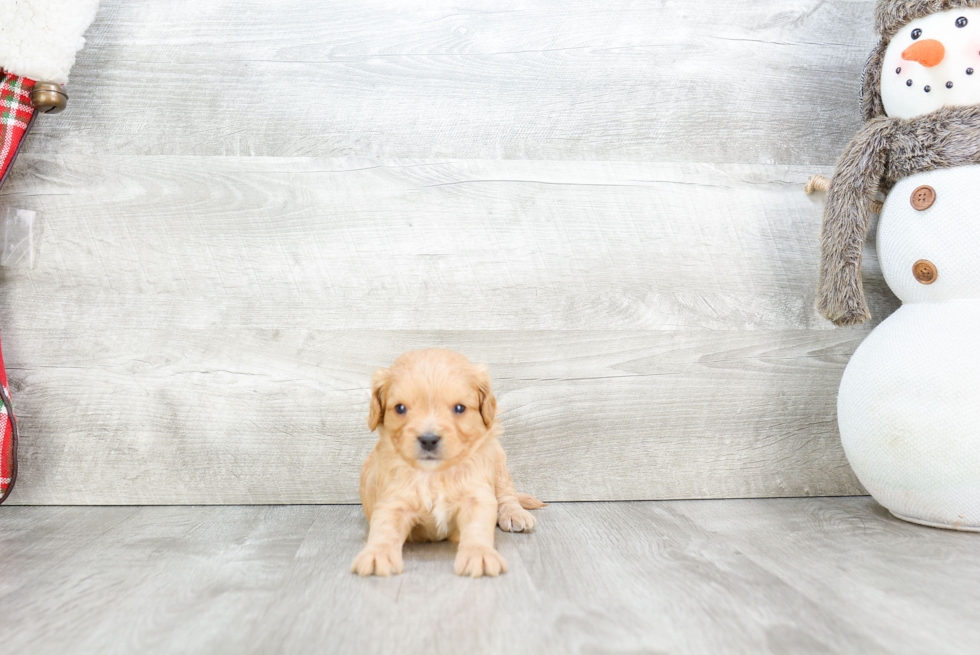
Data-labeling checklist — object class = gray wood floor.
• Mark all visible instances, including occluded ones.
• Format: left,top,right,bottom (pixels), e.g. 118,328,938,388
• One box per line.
2,498,978,655
0,1,888,503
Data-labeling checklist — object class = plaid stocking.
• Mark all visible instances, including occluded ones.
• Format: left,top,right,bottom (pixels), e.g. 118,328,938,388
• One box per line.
0,329,16,504
0,0,97,503
0,71,36,190
0,70,29,503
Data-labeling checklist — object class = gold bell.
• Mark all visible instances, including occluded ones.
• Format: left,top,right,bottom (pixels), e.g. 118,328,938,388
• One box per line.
30,82,68,114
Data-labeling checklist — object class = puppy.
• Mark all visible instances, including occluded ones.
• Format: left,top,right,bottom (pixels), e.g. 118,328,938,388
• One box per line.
351,349,544,578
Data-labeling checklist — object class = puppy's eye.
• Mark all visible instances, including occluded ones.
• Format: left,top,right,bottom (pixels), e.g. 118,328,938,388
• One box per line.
912,28,922,40
395,404,407,415
453,404,466,414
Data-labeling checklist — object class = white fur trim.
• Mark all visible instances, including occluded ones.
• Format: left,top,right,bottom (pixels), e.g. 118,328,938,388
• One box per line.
0,0,100,84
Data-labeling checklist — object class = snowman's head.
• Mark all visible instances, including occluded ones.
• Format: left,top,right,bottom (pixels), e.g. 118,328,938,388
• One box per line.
860,1,980,120
881,8,980,118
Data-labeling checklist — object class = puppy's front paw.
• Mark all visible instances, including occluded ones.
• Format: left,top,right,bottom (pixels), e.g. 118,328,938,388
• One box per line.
351,545,404,577
454,545,508,578
498,502,536,532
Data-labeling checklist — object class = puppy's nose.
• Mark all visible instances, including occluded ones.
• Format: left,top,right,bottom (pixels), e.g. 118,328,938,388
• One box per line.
418,433,441,452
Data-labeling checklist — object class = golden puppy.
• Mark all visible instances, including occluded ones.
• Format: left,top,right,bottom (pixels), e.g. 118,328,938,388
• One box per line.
351,349,544,578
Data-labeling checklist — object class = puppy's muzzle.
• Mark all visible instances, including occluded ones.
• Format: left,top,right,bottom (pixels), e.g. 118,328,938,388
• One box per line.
417,433,441,453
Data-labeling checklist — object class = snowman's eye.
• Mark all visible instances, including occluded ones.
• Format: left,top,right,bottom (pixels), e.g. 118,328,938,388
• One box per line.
957,17,969,28
912,28,923,40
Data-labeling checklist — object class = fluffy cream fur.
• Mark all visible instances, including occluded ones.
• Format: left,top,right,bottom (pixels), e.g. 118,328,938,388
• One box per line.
0,0,100,83
352,349,544,578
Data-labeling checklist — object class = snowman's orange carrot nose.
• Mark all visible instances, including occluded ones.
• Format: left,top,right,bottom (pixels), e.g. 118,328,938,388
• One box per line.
902,39,945,67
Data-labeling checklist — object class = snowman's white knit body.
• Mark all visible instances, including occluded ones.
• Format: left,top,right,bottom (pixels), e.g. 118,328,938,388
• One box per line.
837,6,980,530
839,165,980,530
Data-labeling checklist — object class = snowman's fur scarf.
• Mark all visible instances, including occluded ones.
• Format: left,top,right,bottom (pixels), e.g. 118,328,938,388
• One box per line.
864,0,980,119
820,104,980,326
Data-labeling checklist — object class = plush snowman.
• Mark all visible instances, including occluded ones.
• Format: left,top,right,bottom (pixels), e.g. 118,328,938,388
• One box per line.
815,0,980,531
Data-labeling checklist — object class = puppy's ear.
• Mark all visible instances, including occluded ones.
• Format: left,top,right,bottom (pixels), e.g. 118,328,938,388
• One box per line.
474,365,497,427
368,368,390,432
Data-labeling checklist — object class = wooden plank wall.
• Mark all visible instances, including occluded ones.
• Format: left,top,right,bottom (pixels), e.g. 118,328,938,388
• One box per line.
0,0,888,504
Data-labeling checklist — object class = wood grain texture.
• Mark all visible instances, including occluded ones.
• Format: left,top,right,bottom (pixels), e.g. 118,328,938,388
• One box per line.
0,149,884,506
0,156,898,333
0,160,876,503
2,499,979,654
0,1,892,503
0,326,866,504
23,0,876,164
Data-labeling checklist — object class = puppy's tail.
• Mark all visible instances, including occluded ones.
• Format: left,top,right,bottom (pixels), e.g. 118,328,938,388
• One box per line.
518,492,547,510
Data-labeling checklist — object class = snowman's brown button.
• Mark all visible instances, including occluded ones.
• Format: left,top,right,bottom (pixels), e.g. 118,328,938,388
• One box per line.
913,259,938,284
911,185,936,210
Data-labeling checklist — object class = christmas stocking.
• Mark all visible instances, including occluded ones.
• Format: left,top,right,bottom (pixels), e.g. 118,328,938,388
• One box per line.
0,73,37,191
0,0,100,504
0,332,16,504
